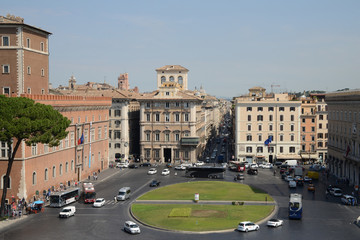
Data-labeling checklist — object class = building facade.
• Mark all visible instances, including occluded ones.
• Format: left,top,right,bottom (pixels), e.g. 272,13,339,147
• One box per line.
326,90,360,187
0,94,111,203
0,15,51,96
233,88,302,163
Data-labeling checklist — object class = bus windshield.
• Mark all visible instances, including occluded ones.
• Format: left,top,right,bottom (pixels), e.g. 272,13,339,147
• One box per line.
290,202,300,210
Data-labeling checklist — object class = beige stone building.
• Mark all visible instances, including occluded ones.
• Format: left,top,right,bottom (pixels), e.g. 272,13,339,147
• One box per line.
326,90,360,187
0,15,51,96
233,87,302,163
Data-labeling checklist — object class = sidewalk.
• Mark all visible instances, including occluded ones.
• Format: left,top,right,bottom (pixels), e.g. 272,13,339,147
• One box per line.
0,214,29,232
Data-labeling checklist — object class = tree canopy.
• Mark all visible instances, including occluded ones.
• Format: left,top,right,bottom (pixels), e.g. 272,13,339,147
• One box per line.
0,95,71,217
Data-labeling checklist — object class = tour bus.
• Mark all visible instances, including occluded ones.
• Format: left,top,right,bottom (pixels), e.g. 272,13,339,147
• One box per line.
82,182,96,203
49,187,81,207
289,193,302,219
185,166,225,179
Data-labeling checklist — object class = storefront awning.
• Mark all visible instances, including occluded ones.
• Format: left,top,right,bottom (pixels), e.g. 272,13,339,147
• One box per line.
276,154,302,160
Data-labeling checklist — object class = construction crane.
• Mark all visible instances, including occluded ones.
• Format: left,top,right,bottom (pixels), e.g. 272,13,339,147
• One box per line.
271,84,280,93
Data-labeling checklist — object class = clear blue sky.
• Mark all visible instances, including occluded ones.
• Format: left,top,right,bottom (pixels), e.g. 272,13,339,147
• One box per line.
3,0,360,97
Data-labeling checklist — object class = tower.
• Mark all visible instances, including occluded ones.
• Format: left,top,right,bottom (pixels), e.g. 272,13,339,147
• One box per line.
118,73,129,90
155,65,189,90
68,75,76,90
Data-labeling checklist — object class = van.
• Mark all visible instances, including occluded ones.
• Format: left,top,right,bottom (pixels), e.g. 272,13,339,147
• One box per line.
282,160,298,166
59,206,76,218
117,187,131,201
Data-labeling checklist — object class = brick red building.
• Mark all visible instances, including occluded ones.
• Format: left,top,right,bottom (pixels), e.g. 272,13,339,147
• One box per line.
0,94,111,203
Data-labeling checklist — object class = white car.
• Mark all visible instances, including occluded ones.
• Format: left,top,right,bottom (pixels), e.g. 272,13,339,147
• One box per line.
175,165,186,170
341,195,357,205
285,176,294,182
289,180,297,188
147,168,157,175
250,163,258,169
196,161,205,166
124,221,140,234
262,163,273,169
93,198,105,207
330,188,343,197
161,169,170,176
237,221,259,232
116,162,129,168
267,218,283,227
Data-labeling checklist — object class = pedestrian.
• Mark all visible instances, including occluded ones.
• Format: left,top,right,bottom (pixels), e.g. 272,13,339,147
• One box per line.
114,196,117,203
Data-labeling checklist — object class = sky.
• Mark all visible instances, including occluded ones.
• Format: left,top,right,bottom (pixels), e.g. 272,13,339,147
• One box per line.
3,0,360,98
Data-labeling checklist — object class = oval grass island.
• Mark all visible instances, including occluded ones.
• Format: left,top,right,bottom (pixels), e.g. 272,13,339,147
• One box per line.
131,181,275,232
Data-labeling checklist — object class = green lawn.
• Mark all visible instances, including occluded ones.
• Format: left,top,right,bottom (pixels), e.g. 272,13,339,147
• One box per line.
138,181,273,202
132,204,274,231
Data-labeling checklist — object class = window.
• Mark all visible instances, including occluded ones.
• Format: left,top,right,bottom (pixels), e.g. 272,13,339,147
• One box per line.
44,168,48,181
257,115,263,121
302,135,305,141
169,76,174,82
248,115,251,121
280,124,284,131
59,164,63,176
246,147,252,153
311,135,315,141
175,102,180,107
318,142,323,147
154,149,160,158
247,125,251,131
290,107,295,112
175,133,180,141
279,107,284,111
114,130,120,139
3,87,10,95
146,113,150,122
258,135,262,141
319,115,324,120
52,166,56,178
145,149,151,158
268,107,274,112
40,42,44,51
2,65,10,74
165,113,170,122
257,146,263,153
246,135,252,141
155,133,160,141
269,115,273,121
175,113,180,122
32,172,37,185
312,118,315,123
291,124,294,131
302,144,306,151
161,76,166,84
155,113,160,122
269,124,273,131
318,133,323,139
319,123,322,129
280,146,283,153
311,127,315,132
257,107,263,112
291,115,294,121
290,135,294,141
71,160,74,170
2,36,9,46
184,113,189,122
31,144,37,156
280,115,284,121
98,127,102,139
115,110,121,117
146,133,150,141
302,118,305,123
184,102,189,108
302,127,305,132
1,175,11,189
115,143,120,148
289,147,295,153
66,162,69,173
165,102,170,108
27,88,31,94
146,102,151,108
258,125,262,131
247,107,252,112
165,133,170,142
178,76,183,85
41,68,45,77
26,38,30,48
279,135,284,141
27,66,31,75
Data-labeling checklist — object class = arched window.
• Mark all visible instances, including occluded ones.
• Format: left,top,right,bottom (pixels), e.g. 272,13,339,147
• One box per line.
178,76,183,85
44,168,48,181
66,162,69,173
59,164,63,176
161,76,166,84
71,160,74,171
1,175,11,189
169,76,174,82
32,172,37,185
52,166,56,178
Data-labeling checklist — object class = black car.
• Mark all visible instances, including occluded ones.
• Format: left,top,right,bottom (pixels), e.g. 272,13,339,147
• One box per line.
128,164,138,169
235,174,245,180
140,162,151,167
149,180,160,187
247,168,258,175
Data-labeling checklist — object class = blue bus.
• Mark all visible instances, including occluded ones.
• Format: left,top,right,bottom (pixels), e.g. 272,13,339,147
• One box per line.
289,193,302,219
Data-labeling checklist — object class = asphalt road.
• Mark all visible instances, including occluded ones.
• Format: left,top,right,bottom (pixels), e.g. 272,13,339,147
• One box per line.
1,166,359,240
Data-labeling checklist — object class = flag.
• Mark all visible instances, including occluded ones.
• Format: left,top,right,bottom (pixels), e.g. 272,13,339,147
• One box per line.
78,133,84,145
264,136,273,146
346,145,350,157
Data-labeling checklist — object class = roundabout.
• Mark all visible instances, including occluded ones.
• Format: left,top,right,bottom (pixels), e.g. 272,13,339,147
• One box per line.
131,181,276,232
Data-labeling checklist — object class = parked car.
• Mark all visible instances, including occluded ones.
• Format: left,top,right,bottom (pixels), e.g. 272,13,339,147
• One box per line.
128,164,138,169
59,206,76,218
341,195,357,205
262,163,273,169
330,188,343,197
161,169,170,176
235,174,245,180
140,162,151,167
267,218,283,227
124,221,141,234
237,221,259,232
196,161,205,166
147,168,157,175
116,162,128,168
250,163,258,169
149,180,160,187
247,168,258,175
93,198,105,208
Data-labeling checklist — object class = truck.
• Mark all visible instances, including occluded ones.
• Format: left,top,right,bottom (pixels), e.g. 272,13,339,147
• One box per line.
294,166,303,177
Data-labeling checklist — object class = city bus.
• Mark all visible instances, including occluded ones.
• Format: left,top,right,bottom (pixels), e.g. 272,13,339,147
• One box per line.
49,187,81,207
82,182,96,203
185,166,225,179
289,193,302,219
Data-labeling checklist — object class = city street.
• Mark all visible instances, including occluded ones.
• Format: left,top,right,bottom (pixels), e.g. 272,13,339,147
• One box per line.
1,166,359,240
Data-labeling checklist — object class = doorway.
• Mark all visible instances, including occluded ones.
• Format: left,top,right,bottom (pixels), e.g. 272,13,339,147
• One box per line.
164,148,171,162
269,155,273,163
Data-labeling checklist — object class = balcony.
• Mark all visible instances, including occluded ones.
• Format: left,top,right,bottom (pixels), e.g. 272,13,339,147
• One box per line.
180,137,200,146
